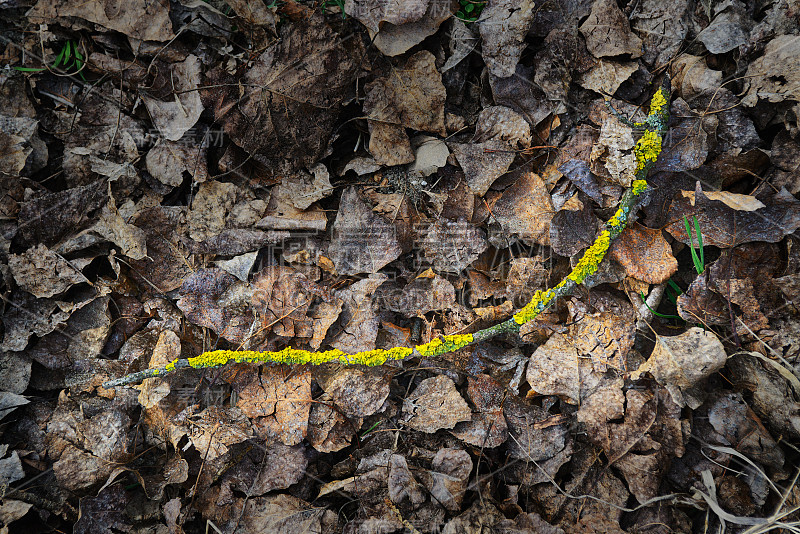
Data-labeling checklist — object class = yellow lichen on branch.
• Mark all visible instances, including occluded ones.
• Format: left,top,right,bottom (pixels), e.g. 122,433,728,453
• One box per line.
102,78,672,390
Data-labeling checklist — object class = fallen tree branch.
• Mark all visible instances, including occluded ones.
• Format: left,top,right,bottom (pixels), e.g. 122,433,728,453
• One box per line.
103,78,671,389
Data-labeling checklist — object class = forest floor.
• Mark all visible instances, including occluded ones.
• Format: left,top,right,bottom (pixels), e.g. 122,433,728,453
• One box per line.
1,0,800,532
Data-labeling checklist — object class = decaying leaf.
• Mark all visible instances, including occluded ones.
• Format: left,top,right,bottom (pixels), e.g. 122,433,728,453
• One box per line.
448,140,516,196
609,223,678,284
526,332,583,403
420,448,472,512
504,396,569,462
27,0,175,41
631,0,689,66
330,274,387,353
346,0,456,57
235,365,312,446
706,392,784,469
450,374,508,448
307,391,362,453
128,206,193,294
477,0,537,78
727,352,800,441
364,51,446,165
491,170,554,246
416,218,487,273
632,327,727,408
329,188,402,275
590,110,637,187
146,139,208,187
207,15,361,168
697,2,753,54
743,35,800,107
578,60,639,96
9,244,86,298
402,375,471,432
142,55,204,142
665,183,800,247
177,268,256,345
579,0,643,58
566,294,636,370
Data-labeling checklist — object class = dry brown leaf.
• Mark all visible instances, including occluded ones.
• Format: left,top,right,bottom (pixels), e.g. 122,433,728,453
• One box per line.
631,0,689,66
506,257,549,308
307,392,362,453
706,392,784,469
697,3,752,54
142,55,204,142
526,332,584,403
590,112,636,187
0,351,32,395
252,265,327,339
416,218,488,273
743,35,800,107
388,454,426,505
403,375,471,432
146,139,208,187
477,0,536,78
448,140,516,196
377,274,456,316
609,223,678,284
450,374,508,448
670,54,723,100
550,194,599,257
578,60,639,96
239,494,336,533
137,330,181,410
206,15,361,168
632,327,727,408
188,181,240,242
491,170,554,246
421,448,472,512
236,366,312,446
665,183,800,247
489,64,562,128
473,106,532,148
504,396,570,462
579,0,643,58
566,295,635,370
329,188,402,275
129,206,193,294
346,0,455,57
280,163,333,210
27,0,175,41
309,300,343,350
257,184,328,232
177,268,256,345
727,352,800,441
317,366,392,418
185,405,254,462
15,181,107,249
577,381,684,499
408,135,450,176
222,443,307,496
329,274,387,353
8,244,85,298
46,396,132,491
364,51,446,165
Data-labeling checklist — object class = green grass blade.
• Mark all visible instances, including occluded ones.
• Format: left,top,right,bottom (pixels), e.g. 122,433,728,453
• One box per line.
693,215,704,272
683,215,702,274
639,292,682,319
51,45,66,69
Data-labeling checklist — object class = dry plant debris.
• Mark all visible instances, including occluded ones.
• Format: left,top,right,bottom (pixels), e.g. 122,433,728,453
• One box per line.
1,0,800,532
